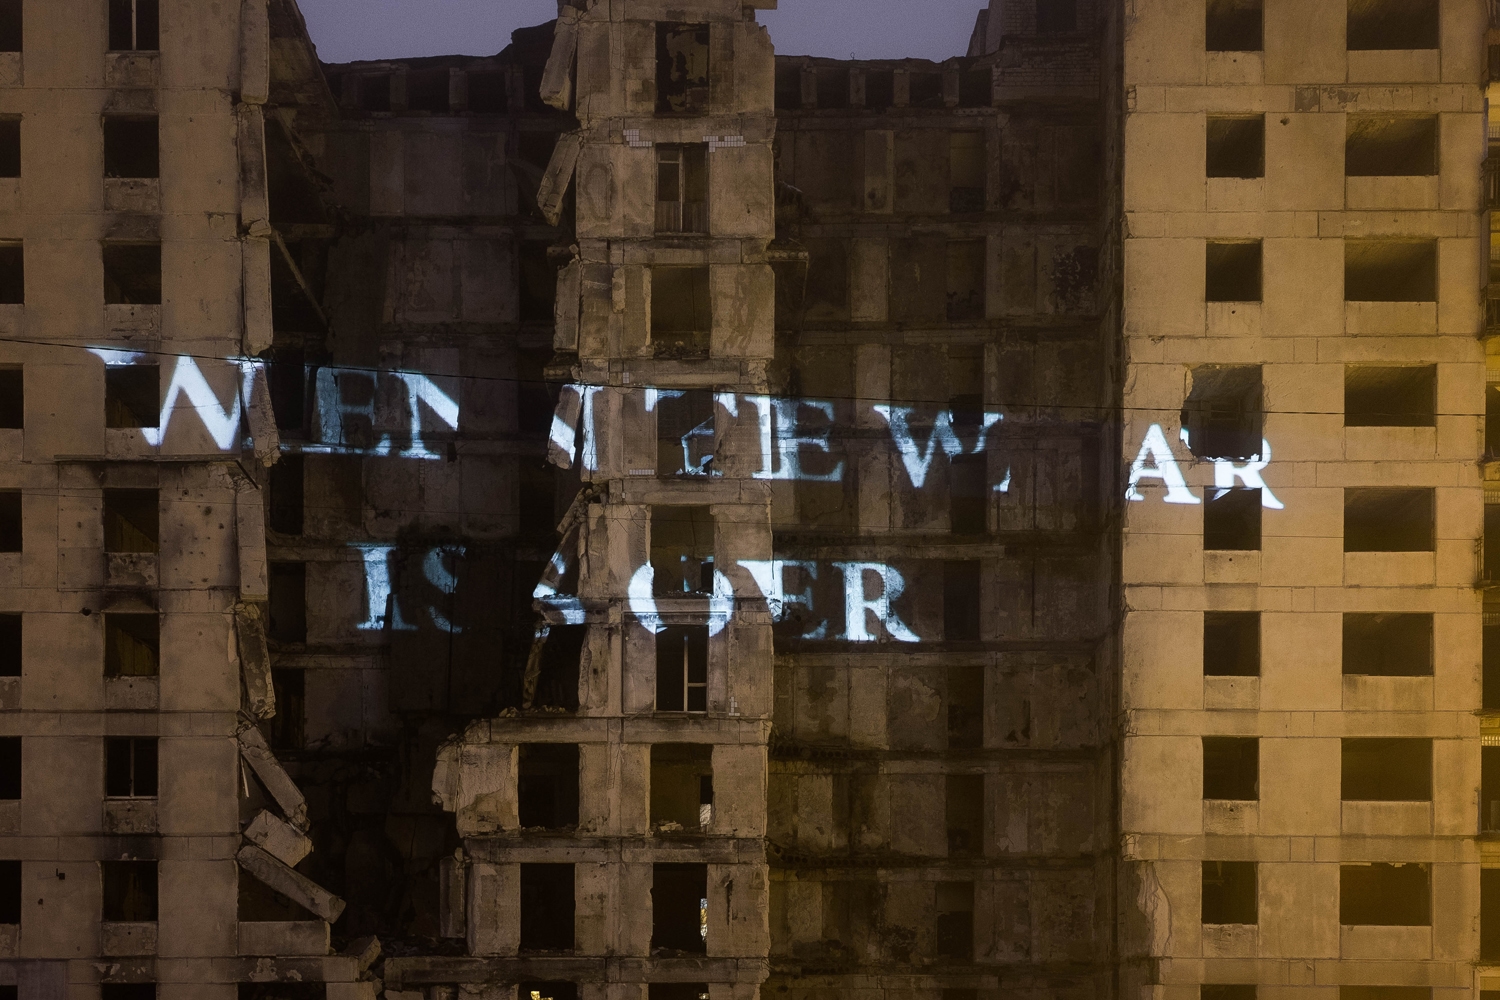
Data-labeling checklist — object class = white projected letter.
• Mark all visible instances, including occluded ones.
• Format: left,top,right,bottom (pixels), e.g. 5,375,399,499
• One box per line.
832,562,919,643
771,398,843,482
1126,423,1199,504
144,356,243,450
533,550,585,625
356,545,416,631
627,563,663,633
549,384,606,472
423,545,465,633
1213,438,1284,510
872,406,995,489
316,368,388,455
745,395,776,480
396,373,461,459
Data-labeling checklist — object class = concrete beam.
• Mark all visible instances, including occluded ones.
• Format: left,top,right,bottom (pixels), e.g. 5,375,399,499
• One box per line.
244,809,312,867
237,727,308,830
236,844,346,923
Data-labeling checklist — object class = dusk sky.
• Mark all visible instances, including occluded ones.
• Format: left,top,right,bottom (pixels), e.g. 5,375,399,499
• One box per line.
295,0,984,64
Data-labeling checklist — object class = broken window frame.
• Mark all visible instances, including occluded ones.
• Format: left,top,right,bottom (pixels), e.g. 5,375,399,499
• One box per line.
655,144,709,234
656,390,716,478
1181,365,1263,461
650,506,715,597
650,266,712,358
655,23,711,115
104,737,158,798
655,624,708,714
107,0,159,52
649,743,714,833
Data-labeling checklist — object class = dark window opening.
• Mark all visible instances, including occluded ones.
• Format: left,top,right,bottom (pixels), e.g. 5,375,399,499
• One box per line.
1488,505,1500,582
656,145,708,234
935,881,974,960
1486,624,1500,711
657,389,714,477
1036,0,1076,33
0,368,20,427
103,244,162,305
268,454,303,536
864,70,894,111
0,738,17,799
105,738,157,798
466,71,507,113
1202,861,1256,924
519,743,579,830
105,365,158,429
1182,365,1262,460
103,117,158,179
1346,116,1438,176
1347,0,1438,50
650,743,712,833
959,69,991,108
101,987,157,1000
108,0,158,51
948,665,983,749
1487,385,1500,457
1206,0,1262,51
1344,366,1435,427
652,862,707,953
1339,991,1430,1000
0,0,19,52
1483,746,1500,833
651,266,711,358
1342,738,1431,801
1484,869,1500,959
267,349,305,434
908,73,942,108
1340,864,1430,925
519,241,556,324
519,863,574,952
0,860,16,924
651,506,713,597
268,562,307,644
355,74,391,113
816,66,850,109
943,991,979,1000
1206,117,1264,179
946,774,983,856
1203,611,1259,677
1202,988,1257,1000
519,460,557,538
655,624,708,714
950,454,987,536
1203,737,1258,800
529,624,583,713
104,614,158,678
517,349,557,437
950,132,985,213
946,239,986,320
0,244,21,304
406,69,451,113
1205,241,1262,302
0,491,15,553
102,860,157,922
1343,488,1434,552
647,987,708,1000
0,119,19,178
0,614,17,677
103,489,157,554
266,669,303,750
1342,614,1431,676
1345,241,1436,302
1204,488,1262,551
943,560,981,642
521,985,579,1000
656,23,710,114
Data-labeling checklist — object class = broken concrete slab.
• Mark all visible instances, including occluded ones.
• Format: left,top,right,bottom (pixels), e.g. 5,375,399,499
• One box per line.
540,9,579,111
236,844,347,923
235,603,274,717
244,808,313,867
237,726,308,830
537,132,581,226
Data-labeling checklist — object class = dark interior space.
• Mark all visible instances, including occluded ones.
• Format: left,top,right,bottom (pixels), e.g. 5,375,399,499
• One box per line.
103,117,159,179
935,881,974,959
1204,241,1262,302
650,743,713,832
1340,864,1430,925
519,863,575,952
1346,116,1438,176
103,489,158,553
0,737,17,799
104,364,158,428
102,859,157,921
0,613,17,677
656,22,710,114
652,863,707,953
1201,861,1256,924
1344,366,1435,426
1182,365,1262,460
1343,488,1434,552
268,562,307,644
945,774,983,855
1203,487,1262,551
1205,0,1262,51
1344,241,1437,302
1341,613,1431,676
518,743,580,830
1203,611,1259,676
105,737,157,797
943,560,982,641
1341,738,1431,801
1347,0,1439,50
1206,116,1264,179
655,624,708,713
0,244,21,304
0,368,19,427
108,0,159,51
104,613,158,678
0,491,16,553
103,243,162,305
1202,737,1258,800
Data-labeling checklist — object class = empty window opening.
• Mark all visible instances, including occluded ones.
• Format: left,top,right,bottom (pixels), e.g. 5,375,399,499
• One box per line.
1486,624,1500,711
0,491,15,553
0,119,19,178
935,881,974,960
947,240,986,320
651,506,714,596
1342,738,1431,801
1346,116,1438,176
1488,385,1500,457
1202,989,1256,1000
950,453,987,535
0,860,16,924
104,614,158,678
1344,366,1435,427
656,23,710,114
1182,365,1262,460
1203,737,1258,800
269,668,303,750
1205,241,1262,302
1036,0,1076,33
0,368,20,428
466,71,507,114
655,625,708,713
519,863,574,951
0,244,21,304
0,0,19,52
948,666,983,749
1488,505,1500,583
1483,747,1500,833
1340,863,1430,925
950,132,985,213
1342,614,1431,676
1206,0,1262,50
103,489,157,553
103,244,162,305
1339,990,1430,1000
651,743,713,833
268,562,307,644
103,117,158,179
1203,612,1259,677
652,862,707,953
100,987,157,1000
657,390,714,477
0,738,17,799
268,349,304,433
354,74,391,113
1347,0,1438,50
946,774,983,856
908,72,943,108
105,738,157,798
518,744,579,830
864,70,894,111
1484,869,1500,960
521,984,578,1000
1345,241,1436,302
527,623,583,713
406,69,450,113
943,991,978,1000
1343,488,1433,552
108,0,158,51
656,145,708,234
105,365,158,429
1206,117,1264,179
519,241,557,324
268,454,303,536
1202,861,1256,924
651,266,711,357
0,614,16,677
102,860,157,922
1204,488,1262,551
518,461,557,538
943,561,982,641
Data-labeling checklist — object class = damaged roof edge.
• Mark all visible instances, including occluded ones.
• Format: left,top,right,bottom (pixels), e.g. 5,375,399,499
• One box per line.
267,0,340,116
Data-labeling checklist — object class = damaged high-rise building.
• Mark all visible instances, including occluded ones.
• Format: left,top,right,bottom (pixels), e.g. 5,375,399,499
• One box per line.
0,0,1494,998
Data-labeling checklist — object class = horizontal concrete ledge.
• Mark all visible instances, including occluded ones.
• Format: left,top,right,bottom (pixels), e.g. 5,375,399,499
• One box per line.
227,954,359,982
238,919,331,956
464,838,767,865
387,955,770,988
